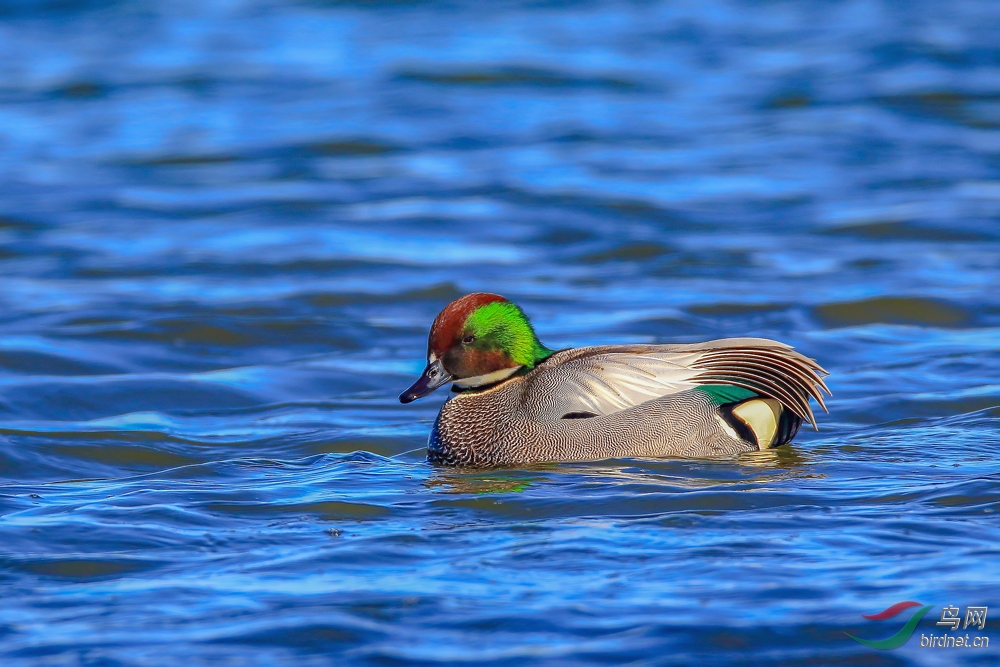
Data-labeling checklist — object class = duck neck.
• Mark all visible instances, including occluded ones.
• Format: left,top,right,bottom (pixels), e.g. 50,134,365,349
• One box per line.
529,341,555,368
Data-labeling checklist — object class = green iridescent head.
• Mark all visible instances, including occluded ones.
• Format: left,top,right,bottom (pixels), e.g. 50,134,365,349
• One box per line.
399,293,554,403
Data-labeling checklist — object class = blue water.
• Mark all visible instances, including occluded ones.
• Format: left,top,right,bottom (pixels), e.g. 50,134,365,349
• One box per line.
1,0,999,664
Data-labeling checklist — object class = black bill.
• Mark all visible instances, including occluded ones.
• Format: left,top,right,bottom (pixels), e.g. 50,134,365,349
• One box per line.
399,359,453,403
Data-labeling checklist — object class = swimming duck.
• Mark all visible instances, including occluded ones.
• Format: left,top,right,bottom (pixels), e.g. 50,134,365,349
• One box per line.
400,293,830,466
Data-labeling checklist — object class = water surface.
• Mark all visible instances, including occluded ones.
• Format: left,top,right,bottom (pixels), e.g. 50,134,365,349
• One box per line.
0,0,999,664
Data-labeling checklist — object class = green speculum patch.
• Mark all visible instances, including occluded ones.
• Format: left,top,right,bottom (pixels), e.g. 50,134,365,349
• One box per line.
696,384,758,405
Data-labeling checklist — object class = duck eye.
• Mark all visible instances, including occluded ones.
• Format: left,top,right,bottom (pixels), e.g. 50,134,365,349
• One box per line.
462,335,475,344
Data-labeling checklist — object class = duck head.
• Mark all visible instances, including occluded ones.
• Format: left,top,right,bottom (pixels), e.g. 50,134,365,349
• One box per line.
399,293,554,403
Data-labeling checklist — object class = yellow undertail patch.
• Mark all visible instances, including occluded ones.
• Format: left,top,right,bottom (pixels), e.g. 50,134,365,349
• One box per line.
732,398,782,449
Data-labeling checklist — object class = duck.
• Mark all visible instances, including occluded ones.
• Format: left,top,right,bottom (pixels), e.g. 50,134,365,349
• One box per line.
399,293,830,467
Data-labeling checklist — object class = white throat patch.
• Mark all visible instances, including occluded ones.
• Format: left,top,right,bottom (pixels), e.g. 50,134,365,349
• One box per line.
452,366,522,388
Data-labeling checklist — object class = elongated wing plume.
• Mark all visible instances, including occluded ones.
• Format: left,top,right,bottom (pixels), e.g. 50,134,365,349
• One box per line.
683,339,830,429
523,339,830,428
